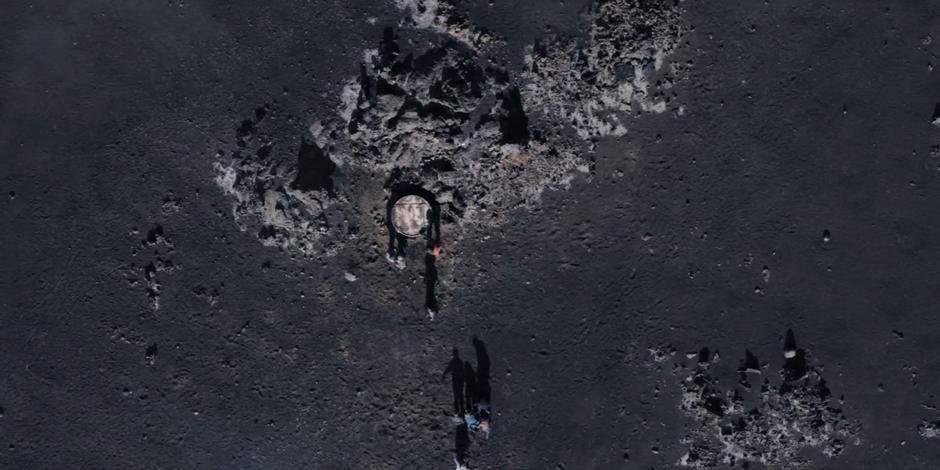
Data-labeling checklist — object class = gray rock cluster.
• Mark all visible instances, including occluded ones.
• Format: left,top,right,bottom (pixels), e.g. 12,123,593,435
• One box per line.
214,0,686,257
675,333,860,468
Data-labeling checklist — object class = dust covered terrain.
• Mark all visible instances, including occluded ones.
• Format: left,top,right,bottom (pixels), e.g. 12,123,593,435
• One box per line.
3,0,940,468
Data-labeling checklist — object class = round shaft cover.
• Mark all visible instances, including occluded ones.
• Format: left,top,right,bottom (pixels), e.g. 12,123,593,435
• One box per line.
391,195,430,238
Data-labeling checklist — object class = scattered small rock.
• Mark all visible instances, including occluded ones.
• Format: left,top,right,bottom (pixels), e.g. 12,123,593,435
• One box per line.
919,419,940,438
145,343,158,366
161,192,183,215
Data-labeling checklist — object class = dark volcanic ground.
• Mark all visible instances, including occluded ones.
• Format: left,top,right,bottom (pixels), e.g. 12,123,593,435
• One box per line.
4,1,940,469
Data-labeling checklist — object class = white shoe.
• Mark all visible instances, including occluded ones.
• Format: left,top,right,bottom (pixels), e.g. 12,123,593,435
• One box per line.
385,253,406,270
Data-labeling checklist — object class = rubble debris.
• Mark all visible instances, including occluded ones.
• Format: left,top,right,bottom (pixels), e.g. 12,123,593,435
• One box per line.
675,332,859,468
214,0,686,257
394,0,498,48
192,285,221,306
918,419,940,439
522,0,684,141
137,225,178,310
650,345,677,363
214,107,354,258
160,191,183,215
144,342,158,366
329,27,584,228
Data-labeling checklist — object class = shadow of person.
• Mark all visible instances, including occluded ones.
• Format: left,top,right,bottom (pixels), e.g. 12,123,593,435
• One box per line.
443,347,464,416
472,336,491,406
425,196,441,248
423,195,441,315
425,252,439,315
462,361,478,415
454,422,470,467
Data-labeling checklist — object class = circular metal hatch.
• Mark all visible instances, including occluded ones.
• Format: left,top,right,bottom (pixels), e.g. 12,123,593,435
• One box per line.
391,195,431,238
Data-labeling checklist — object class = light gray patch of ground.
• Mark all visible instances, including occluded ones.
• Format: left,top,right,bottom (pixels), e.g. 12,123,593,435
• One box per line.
673,337,860,468
918,419,940,439
213,0,687,257
214,106,355,258
393,0,499,48
323,28,583,228
521,0,686,143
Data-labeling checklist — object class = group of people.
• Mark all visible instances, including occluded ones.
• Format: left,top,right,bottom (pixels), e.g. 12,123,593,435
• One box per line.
387,193,492,467
443,337,492,468
446,354,491,438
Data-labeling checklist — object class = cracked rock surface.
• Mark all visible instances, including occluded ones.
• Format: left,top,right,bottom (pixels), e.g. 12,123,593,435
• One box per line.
215,0,686,257
673,332,860,468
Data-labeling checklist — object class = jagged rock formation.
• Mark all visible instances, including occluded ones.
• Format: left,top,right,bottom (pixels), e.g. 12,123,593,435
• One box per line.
214,0,686,256
675,333,860,468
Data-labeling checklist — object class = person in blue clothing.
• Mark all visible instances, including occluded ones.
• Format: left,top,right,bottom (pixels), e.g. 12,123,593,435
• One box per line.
445,337,494,468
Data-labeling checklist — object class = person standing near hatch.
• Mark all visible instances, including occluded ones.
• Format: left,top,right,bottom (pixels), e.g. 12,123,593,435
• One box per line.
388,192,442,317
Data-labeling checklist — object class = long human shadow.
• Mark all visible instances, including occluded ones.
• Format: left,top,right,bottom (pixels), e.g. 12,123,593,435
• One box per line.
424,251,439,314
417,188,441,315
442,347,464,416
473,336,491,407
454,422,470,467
463,361,477,415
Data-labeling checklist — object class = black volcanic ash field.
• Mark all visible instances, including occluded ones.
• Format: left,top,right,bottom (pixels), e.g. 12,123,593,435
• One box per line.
3,0,940,468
